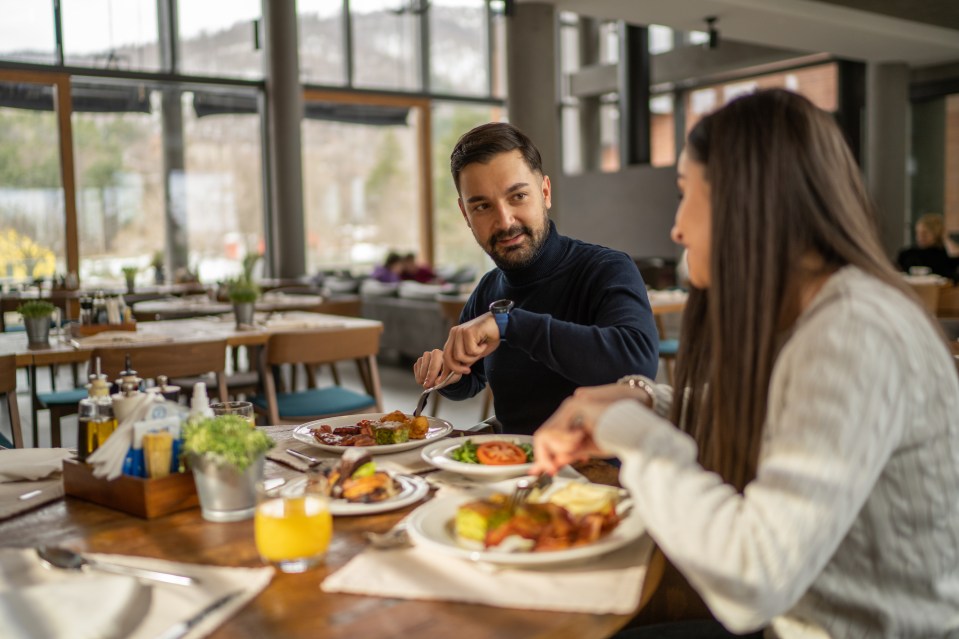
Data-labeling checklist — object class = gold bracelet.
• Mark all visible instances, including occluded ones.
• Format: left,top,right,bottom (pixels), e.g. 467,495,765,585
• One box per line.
617,375,656,408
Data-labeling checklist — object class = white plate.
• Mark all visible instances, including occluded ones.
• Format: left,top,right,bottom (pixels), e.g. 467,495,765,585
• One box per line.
292,413,454,454
406,480,644,566
420,434,534,478
329,474,430,516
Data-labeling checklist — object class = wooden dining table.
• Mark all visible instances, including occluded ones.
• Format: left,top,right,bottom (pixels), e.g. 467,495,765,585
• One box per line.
0,425,665,639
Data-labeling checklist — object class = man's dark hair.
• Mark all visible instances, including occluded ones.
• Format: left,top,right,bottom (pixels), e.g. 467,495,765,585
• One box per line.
449,122,543,193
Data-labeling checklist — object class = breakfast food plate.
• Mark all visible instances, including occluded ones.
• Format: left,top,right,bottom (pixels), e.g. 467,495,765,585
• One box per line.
329,473,430,516
292,412,454,454
406,479,643,566
420,434,534,478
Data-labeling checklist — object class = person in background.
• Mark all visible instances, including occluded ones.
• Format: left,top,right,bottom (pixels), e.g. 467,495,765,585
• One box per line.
533,90,959,638
414,122,659,435
371,252,403,283
896,213,959,280
400,253,439,283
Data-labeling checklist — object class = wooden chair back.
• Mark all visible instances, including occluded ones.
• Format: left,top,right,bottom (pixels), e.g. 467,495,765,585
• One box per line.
261,327,383,424
92,339,229,402
438,298,466,328
316,297,362,317
0,354,23,448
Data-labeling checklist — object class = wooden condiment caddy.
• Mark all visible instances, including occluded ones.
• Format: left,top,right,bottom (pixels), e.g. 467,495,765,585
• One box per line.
62,459,197,519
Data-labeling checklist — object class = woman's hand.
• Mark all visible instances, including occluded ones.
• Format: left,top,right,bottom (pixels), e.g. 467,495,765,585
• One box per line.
532,395,614,475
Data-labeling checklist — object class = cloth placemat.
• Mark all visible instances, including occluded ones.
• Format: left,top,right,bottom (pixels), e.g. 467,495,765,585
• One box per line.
322,533,653,614
0,548,273,639
0,478,64,520
0,448,73,481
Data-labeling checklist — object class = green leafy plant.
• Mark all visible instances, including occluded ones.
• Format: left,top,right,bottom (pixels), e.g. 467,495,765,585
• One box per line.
182,415,274,471
226,276,260,303
16,300,56,319
241,253,261,281
150,251,164,269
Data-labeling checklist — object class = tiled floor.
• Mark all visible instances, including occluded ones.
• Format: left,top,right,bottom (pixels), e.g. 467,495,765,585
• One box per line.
8,358,490,449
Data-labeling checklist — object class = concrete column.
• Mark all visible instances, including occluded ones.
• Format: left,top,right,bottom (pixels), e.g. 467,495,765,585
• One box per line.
865,62,910,258
506,3,563,220
262,0,305,278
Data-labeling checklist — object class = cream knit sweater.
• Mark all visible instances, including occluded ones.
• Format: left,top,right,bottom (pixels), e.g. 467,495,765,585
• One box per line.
596,266,959,638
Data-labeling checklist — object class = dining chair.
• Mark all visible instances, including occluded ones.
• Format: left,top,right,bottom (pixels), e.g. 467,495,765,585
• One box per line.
655,315,679,385
93,339,230,403
33,350,93,448
0,354,23,448
250,326,383,425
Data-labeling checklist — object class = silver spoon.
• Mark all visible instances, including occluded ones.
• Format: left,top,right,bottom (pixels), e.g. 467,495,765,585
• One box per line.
36,545,198,586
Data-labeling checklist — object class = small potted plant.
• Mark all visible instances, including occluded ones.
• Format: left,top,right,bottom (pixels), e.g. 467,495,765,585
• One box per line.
182,415,274,522
121,265,138,294
226,276,260,328
151,251,165,285
17,300,56,346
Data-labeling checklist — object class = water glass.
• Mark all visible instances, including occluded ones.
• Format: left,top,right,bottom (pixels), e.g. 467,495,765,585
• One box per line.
211,400,255,427
255,475,332,573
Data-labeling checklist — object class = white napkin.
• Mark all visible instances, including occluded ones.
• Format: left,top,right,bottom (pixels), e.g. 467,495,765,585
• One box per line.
0,449,73,482
0,574,150,639
0,548,273,639
322,534,653,614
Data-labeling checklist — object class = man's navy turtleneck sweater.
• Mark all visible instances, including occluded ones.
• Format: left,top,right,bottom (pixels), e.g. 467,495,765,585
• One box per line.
441,221,659,435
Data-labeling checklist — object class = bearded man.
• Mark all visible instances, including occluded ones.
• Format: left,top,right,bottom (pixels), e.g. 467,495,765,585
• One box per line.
413,122,659,435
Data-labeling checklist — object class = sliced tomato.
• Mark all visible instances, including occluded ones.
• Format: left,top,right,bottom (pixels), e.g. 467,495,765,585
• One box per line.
476,441,527,465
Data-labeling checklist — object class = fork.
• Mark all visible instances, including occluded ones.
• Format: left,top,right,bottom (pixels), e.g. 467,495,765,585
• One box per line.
506,473,553,512
413,371,457,417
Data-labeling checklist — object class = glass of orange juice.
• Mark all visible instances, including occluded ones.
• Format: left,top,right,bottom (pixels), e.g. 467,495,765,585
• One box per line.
255,475,332,573
211,401,256,427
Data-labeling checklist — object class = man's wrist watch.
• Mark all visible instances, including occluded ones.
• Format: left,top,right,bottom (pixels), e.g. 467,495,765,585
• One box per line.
617,375,656,409
489,299,514,339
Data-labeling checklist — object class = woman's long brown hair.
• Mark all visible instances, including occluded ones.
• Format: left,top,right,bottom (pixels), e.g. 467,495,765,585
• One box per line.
669,89,917,492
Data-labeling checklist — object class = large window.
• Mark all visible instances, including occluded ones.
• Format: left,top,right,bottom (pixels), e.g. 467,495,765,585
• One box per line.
0,1,56,65
298,0,346,86
62,0,160,71
74,84,264,287
430,0,489,96
302,102,422,272
0,80,66,285
178,0,262,79
351,0,421,91
432,101,502,273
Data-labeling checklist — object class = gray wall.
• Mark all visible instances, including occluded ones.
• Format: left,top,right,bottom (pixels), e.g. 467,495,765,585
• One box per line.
553,165,680,259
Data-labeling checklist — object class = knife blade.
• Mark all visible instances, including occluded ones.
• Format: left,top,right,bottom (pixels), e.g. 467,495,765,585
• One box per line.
153,590,243,639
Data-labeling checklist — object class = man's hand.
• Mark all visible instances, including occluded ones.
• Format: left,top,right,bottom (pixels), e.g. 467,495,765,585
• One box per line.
414,349,462,388
442,312,501,375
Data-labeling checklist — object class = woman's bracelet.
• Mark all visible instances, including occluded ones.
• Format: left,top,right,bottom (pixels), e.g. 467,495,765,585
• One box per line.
617,375,656,410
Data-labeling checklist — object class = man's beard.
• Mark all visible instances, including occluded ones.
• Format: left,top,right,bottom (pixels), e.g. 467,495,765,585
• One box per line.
485,213,549,270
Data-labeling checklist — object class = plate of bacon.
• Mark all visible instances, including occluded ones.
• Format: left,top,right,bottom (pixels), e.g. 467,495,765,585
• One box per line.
292,411,454,454
406,479,643,566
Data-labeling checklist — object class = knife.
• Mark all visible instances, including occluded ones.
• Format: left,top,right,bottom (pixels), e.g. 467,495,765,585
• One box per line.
153,590,243,639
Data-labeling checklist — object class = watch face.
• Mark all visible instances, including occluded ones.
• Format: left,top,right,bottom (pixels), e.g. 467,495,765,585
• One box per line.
489,299,514,314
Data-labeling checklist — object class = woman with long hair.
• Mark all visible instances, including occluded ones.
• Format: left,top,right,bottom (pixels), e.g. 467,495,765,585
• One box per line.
533,89,959,638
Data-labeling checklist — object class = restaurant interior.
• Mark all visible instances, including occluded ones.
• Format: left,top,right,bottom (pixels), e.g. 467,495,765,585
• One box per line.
0,1,958,638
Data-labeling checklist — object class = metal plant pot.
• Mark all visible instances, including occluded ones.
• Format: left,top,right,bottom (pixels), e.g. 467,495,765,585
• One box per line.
233,302,255,328
24,316,51,346
190,454,264,522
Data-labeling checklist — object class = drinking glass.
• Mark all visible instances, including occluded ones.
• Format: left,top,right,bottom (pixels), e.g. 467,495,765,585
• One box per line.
255,475,332,573
211,400,255,427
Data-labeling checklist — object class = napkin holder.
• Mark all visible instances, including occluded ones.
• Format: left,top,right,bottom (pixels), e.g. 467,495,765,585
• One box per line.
62,460,197,519
70,322,137,337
